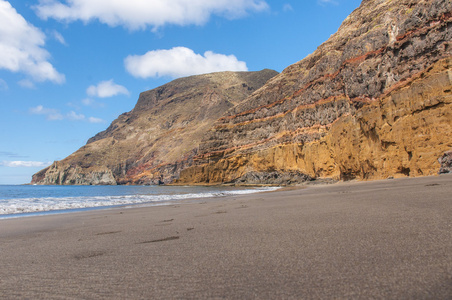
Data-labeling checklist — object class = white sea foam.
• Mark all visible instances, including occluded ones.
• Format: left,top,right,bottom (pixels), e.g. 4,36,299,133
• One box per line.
0,187,279,215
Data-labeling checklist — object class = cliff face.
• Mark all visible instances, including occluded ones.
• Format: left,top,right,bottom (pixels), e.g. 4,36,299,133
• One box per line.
32,70,278,185
178,0,452,184
33,0,451,186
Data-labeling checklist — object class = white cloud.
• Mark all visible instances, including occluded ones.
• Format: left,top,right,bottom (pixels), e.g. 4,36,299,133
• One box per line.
88,116,104,123
29,105,64,120
0,160,51,168
29,105,105,123
0,0,65,84
51,30,67,45
125,47,248,79
34,0,269,30
67,110,85,121
86,79,130,98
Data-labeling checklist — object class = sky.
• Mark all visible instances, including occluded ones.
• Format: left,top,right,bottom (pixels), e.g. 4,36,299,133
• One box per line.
0,0,362,184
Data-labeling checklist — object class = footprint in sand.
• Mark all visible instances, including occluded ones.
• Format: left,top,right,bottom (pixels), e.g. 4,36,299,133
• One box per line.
73,250,106,260
155,219,174,226
137,236,180,244
96,231,121,236
236,205,248,209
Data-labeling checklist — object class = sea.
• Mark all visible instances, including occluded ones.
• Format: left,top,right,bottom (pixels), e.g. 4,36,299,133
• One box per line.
0,185,278,219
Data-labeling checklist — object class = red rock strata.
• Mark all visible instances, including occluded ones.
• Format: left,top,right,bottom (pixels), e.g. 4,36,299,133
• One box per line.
178,0,452,184
31,70,278,185
32,0,452,185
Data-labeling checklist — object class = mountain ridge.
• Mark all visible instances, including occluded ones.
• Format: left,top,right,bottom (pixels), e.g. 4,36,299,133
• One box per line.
177,0,452,184
32,69,279,185
32,0,452,185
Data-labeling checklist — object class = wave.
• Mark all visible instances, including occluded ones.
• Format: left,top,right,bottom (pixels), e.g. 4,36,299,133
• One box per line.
0,187,279,215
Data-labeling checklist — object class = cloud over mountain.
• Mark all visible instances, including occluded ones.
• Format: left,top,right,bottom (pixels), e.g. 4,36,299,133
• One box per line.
125,47,248,79
87,80,130,98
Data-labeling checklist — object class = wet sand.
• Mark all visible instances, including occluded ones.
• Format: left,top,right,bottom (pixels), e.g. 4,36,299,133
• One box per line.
1,174,452,299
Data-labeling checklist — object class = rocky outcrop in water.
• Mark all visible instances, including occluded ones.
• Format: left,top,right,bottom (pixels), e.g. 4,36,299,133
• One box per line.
31,70,278,185
36,162,117,185
178,0,452,184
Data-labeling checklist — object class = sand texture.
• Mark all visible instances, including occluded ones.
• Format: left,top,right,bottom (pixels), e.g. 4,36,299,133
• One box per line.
1,174,452,299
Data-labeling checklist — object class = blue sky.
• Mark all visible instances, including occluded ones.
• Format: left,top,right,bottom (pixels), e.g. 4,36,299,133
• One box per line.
0,0,361,184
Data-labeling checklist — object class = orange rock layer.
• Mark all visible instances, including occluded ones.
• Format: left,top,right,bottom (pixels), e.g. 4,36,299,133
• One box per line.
179,58,452,183
178,0,452,184
32,0,452,186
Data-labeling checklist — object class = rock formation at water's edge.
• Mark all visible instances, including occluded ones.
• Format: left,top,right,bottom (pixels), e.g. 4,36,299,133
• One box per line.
32,70,278,185
32,0,451,185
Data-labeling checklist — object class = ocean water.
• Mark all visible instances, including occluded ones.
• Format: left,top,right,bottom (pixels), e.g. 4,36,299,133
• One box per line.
0,185,277,218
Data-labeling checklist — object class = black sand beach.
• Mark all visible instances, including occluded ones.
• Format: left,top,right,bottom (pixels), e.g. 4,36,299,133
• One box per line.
1,174,452,299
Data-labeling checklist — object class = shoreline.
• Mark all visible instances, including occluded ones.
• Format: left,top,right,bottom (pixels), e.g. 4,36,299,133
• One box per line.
0,185,280,218
1,174,452,298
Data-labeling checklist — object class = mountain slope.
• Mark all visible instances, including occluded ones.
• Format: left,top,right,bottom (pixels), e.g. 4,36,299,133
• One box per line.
178,0,452,184
32,70,278,185
33,0,452,186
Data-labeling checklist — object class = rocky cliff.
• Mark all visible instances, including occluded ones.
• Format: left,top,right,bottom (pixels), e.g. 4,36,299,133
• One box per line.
31,70,278,185
33,0,451,186
178,0,452,184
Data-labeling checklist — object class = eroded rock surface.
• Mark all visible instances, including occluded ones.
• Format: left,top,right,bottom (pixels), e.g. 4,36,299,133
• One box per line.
439,150,452,174
178,0,452,184
33,0,452,186
32,70,278,185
